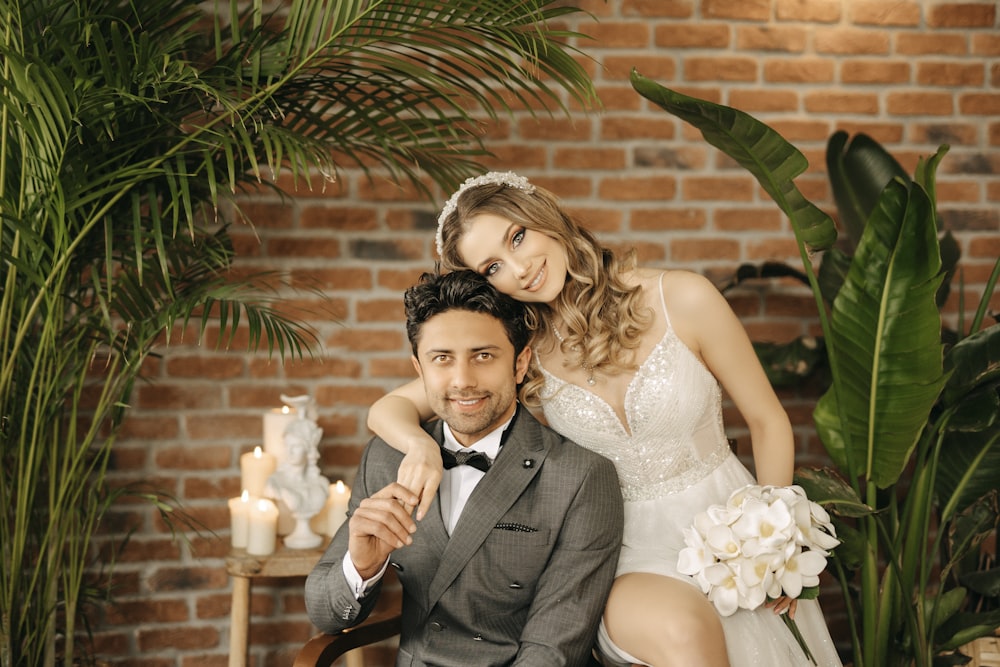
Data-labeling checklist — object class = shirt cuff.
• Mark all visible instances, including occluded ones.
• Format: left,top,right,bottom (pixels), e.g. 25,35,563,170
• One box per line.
342,553,390,599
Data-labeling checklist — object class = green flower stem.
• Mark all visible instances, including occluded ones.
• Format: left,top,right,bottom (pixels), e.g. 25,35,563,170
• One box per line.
781,614,818,665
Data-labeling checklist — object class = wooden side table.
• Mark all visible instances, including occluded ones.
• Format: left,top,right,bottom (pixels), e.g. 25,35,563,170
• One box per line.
226,544,362,667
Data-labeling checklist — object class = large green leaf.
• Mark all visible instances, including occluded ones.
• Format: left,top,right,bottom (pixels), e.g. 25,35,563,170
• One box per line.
794,467,872,569
817,246,852,306
937,425,1000,514
942,323,1000,406
932,325,1000,512
945,495,999,577
826,131,909,249
794,466,872,518
813,178,948,487
630,70,837,252
935,609,1000,652
960,566,1000,598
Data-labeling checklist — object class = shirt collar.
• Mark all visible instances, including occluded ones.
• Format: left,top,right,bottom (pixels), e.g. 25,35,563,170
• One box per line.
441,405,517,460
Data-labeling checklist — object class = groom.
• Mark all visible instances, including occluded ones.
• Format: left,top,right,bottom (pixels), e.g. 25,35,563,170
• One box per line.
305,270,623,666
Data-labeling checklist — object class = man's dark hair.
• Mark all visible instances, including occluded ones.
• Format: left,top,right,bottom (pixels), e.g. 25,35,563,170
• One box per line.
404,270,530,357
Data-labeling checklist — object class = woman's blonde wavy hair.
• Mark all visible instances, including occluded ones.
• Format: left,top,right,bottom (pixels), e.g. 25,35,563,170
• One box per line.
437,179,652,405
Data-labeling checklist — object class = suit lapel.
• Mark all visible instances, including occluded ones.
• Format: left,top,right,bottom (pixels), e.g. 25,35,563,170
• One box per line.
426,408,548,606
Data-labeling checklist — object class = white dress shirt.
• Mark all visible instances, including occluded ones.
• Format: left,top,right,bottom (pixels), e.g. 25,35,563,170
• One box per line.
343,415,513,597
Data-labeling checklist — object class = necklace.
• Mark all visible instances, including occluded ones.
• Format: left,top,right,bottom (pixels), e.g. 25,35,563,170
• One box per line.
551,326,596,385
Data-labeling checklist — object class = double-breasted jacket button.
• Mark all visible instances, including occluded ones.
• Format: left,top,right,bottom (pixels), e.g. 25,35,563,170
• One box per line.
509,581,523,589
429,621,445,632
473,633,484,641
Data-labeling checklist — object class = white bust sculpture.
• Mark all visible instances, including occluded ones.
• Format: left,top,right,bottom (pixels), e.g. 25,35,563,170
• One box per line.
265,416,329,548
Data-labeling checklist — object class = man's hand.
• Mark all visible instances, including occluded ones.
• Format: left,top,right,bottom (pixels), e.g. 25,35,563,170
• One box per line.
396,439,443,521
348,483,419,579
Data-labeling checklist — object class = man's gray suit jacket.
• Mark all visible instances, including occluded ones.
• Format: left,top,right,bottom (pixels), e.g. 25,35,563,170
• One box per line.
305,406,624,667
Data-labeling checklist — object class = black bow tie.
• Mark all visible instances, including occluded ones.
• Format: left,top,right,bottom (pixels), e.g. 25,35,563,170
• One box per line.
441,447,492,473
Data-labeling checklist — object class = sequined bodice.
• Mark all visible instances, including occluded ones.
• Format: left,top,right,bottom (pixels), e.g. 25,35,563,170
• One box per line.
538,299,730,502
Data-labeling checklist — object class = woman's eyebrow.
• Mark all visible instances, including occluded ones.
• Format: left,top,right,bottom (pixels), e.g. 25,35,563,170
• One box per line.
473,224,516,272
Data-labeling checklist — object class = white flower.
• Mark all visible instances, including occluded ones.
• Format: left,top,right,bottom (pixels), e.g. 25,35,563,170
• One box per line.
809,498,833,526
706,501,742,527
679,484,837,665
678,483,839,615
807,525,841,554
768,484,805,506
703,563,743,617
731,496,795,557
807,504,839,553
694,507,723,535
737,554,779,609
728,484,767,508
775,547,828,599
781,490,839,555
678,527,715,593
705,523,742,560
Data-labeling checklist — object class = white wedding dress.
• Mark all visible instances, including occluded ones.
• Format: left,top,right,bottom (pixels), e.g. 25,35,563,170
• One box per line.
537,277,843,667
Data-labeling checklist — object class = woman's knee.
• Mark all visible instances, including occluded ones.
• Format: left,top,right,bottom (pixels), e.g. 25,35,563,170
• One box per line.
660,602,724,648
603,574,727,661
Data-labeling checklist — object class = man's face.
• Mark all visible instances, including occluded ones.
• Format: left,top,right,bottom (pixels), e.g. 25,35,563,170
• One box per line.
411,309,530,447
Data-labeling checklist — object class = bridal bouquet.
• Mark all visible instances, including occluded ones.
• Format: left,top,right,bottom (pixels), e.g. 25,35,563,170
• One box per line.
677,484,839,664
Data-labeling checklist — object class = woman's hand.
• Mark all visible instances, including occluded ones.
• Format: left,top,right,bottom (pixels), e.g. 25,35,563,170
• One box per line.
766,595,798,619
396,436,443,520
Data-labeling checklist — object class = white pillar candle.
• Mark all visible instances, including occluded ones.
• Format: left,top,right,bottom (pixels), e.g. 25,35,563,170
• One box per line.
228,490,252,549
327,481,350,537
247,498,279,556
263,406,297,464
240,446,276,498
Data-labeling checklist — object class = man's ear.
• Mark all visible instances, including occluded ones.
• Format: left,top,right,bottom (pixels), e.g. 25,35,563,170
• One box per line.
411,355,423,378
514,346,531,384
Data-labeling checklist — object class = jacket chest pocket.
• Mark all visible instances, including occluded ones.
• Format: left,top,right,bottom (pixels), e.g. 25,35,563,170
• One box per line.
479,527,551,588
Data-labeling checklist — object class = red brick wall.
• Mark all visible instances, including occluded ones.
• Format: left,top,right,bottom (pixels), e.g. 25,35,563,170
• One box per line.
96,1,999,665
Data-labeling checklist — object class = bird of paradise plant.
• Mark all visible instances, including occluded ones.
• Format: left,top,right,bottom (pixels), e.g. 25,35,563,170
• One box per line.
630,70,1000,667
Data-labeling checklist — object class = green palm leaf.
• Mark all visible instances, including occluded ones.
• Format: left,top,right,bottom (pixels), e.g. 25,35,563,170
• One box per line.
1,1,602,663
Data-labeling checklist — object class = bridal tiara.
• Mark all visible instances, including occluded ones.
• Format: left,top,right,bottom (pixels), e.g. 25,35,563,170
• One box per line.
435,171,535,257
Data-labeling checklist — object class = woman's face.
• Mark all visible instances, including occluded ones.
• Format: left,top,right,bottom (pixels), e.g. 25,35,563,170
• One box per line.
456,213,567,304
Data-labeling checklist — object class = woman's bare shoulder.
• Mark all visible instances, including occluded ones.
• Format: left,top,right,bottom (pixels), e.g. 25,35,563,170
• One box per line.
653,268,719,302
652,269,728,347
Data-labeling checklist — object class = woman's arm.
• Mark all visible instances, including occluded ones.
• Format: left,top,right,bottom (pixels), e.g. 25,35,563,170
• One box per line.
666,271,799,616
366,378,443,519
664,271,795,486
